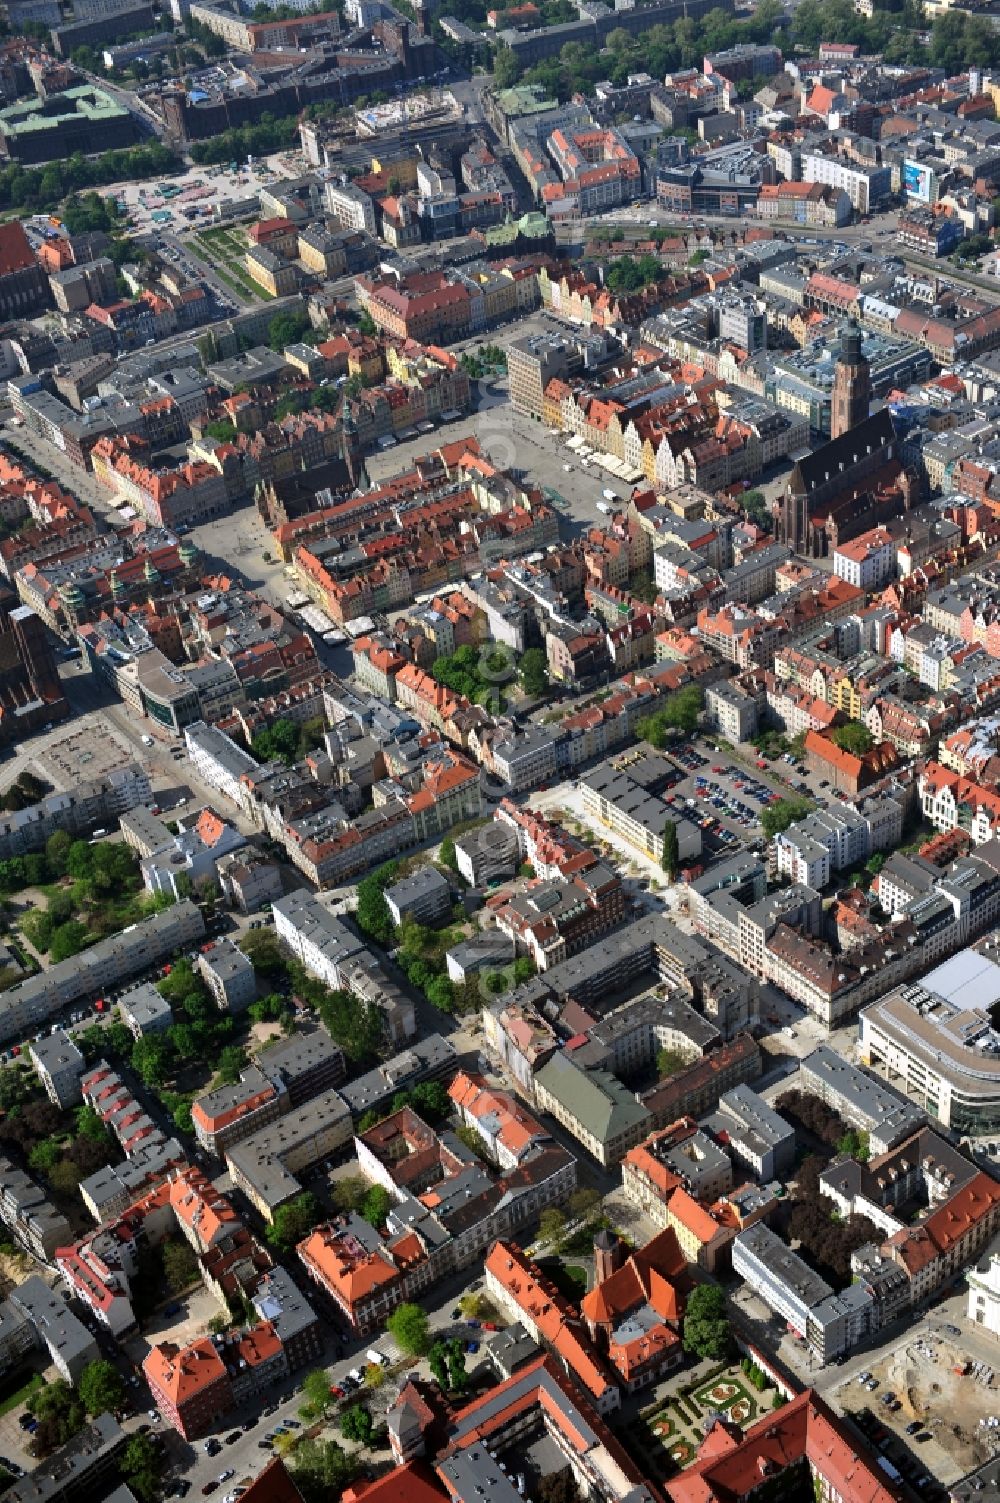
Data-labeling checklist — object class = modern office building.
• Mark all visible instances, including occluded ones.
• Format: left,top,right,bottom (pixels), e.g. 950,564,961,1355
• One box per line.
859,947,1000,1135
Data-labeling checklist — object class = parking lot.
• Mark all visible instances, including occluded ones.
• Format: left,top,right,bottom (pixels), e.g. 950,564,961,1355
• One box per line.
662,743,779,847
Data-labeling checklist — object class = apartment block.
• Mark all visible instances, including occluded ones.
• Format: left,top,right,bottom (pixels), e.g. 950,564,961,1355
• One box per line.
384,866,452,927
710,1084,796,1180
119,981,173,1039
800,1045,927,1155
225,1089,353,1222
2,1416,124,1503
0,1152,72,1261
732,1223,874,1363
10,1275,99,1383
196,938,257,1013
339,1034,458,1122
192,1066,286,1156
0,900,204,1044
29,1029,85,1108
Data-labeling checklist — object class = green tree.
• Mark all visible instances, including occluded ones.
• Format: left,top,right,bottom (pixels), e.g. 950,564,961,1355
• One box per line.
361,1184,393,1230
49,1160,82,1196
412,1079,450,1121
331,1175,369,1215
446,1336,468,1393
439,835,457,871
661,820,679,880
386,1302,431,1356
29,1141,61,1175
636,684,704,746
79,1359,125,1418
162,1238,198,1293
341,1404,375,1445
683,1284,732,1359
428,1341,449,1390
760,795,814,841
656,1046,687,1079
240,927,288,978
317,986,384,1063
291,1439,355,1503
355,861,398,945
48,921,92,963
299,1367,334,1421
168,1022,199,1060
538,1207,566,1245
837,1129,870,1163
131,1034,172,1088
267,1191,321,1252
268,310,311,351
830,722,874,756
45,829,72,877
120,1432,163,1503
493,43,521,88
568,1187,601,1220
75,1105,111,1145
215,1044,246,1085
28,1379,86,1454
519,647,548,697
251,717,301,765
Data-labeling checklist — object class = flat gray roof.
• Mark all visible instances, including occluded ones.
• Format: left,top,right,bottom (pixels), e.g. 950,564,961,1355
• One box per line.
923,949,1000,1012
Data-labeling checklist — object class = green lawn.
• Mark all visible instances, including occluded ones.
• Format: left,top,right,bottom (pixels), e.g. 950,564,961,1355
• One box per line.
0,1372,43,1417
192,228,269,302
539,1258,588,1299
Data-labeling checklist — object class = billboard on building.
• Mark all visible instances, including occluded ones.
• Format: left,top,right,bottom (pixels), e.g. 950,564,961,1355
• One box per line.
903,160,932,203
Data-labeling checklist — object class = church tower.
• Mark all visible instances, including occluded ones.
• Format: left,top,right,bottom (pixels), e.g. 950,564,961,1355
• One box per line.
831,317,871,440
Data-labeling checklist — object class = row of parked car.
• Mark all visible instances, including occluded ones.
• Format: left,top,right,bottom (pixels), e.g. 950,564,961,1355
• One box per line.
852,1405,939,1496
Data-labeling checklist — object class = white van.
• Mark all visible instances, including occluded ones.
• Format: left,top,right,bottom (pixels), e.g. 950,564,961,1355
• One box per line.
366,1348,389,1368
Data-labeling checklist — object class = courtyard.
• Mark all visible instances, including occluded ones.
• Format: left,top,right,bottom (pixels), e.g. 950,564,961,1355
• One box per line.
618,1359,783,1479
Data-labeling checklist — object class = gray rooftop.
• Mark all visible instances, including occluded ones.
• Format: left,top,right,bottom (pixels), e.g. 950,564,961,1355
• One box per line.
194,1064,274,1124
801,1045,926,1143
736,1222,833,1306
225,1088,352,1211
716,1083,795,1152
273,889,366,973
198,937,255,985
384,866,450,909
256,1029,344,1085
119,982,172,1030
4,1414,124,1503
28,1029,84,1077
251,1265,319,1344
9,1275,96,1366
339,1035,458,1118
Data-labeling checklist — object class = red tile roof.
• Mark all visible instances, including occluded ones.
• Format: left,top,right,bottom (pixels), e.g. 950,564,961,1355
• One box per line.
0,221,37,277
667,1389,897,1503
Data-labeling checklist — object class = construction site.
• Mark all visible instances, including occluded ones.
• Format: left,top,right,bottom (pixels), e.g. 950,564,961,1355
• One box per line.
835,1328,1000,1485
